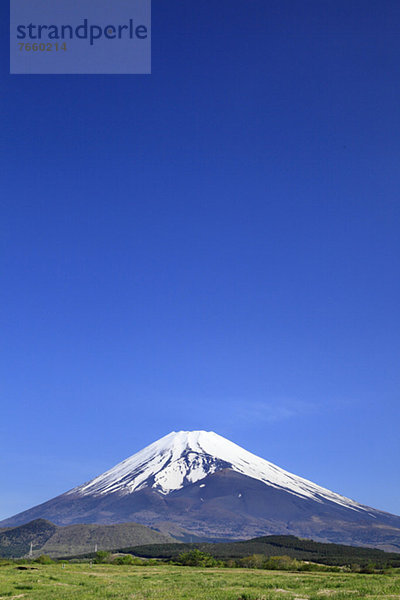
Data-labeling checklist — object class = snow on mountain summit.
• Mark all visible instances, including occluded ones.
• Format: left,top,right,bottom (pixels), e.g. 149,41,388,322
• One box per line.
69,430,366,513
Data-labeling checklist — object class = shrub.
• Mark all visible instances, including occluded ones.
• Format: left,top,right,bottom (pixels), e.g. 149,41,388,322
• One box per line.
34,555,54,564
113,554,146,566
238,555,266,569
94,551,111,564
176,550,218,567
360,562,376,574
263,555,300,571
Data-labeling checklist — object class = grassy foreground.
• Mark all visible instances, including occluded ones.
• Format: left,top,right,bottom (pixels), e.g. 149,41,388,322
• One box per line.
0,563,399,600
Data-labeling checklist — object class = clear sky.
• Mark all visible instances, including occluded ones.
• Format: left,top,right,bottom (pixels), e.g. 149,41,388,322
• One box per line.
1,0,399,521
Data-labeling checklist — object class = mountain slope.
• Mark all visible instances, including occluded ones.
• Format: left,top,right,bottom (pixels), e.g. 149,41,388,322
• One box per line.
0,519,56,558
2,431,400,550
0,519,174,558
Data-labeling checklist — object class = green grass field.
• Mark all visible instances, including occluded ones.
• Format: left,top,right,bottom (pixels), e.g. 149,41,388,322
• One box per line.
0,564,399,600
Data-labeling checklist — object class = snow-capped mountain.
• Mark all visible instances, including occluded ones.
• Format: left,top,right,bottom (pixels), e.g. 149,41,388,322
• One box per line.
69,431,365,512
2,431,400,551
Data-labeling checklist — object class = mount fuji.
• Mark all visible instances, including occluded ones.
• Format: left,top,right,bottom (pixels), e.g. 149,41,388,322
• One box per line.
2,431,400,550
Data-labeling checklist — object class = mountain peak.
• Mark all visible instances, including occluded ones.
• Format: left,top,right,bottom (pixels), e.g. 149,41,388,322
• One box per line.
155,430,226,452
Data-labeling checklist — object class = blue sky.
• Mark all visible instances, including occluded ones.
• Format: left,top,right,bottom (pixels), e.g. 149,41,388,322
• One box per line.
1,0,399,521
